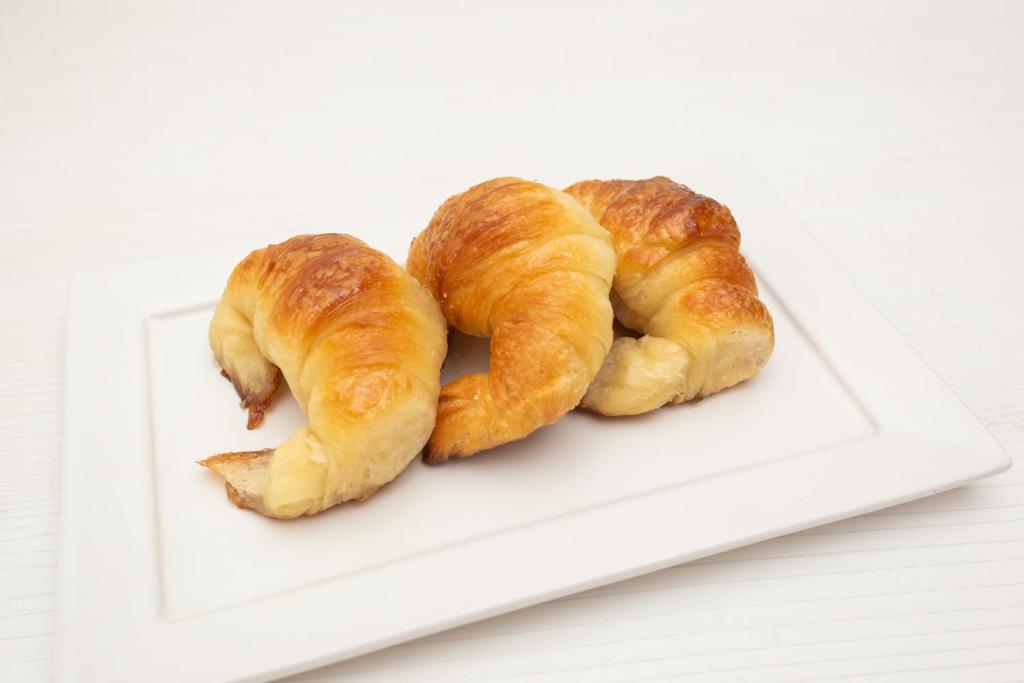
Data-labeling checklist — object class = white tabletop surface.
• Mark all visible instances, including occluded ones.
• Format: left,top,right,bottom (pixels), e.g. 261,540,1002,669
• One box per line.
2,1,1022,681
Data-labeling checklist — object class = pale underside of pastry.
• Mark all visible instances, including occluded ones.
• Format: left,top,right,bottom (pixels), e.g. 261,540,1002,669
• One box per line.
564,177,775,416
408,177,616,462
200,234,447,518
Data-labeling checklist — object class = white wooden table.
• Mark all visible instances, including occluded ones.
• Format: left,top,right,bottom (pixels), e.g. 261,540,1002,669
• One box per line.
2,1,1022,681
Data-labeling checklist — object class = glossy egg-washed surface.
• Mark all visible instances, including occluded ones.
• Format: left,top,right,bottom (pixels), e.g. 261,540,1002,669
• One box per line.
408,177,616,461
202,234,447,518
565,177,774,415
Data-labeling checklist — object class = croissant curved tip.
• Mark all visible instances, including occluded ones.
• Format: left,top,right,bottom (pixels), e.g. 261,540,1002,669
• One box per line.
198,449,275,515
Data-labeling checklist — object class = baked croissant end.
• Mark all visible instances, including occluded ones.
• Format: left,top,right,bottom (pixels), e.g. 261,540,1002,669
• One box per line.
200,234,447,518
564,177,774,416
408,177,616,462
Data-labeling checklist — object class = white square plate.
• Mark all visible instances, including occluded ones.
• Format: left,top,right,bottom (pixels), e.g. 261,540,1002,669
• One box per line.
56,156,1009,682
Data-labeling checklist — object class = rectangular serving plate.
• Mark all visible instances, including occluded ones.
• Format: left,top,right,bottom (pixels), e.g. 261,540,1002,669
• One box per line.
55,155,1009,682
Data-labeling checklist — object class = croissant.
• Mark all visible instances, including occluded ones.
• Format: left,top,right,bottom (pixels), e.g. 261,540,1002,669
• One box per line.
200,234,447,518
564,176,774,416
408,177,616,462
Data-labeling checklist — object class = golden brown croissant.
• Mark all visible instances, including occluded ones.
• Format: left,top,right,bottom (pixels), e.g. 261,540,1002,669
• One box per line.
200,234,447,518
564,177,774,415
408,177,616,462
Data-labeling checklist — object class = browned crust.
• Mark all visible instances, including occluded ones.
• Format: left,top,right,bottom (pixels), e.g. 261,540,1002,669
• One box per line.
258,234,400,344
565,176,741,276
218,368,280,429
563,177,764,308
198,448,274,467
422,441,462,465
